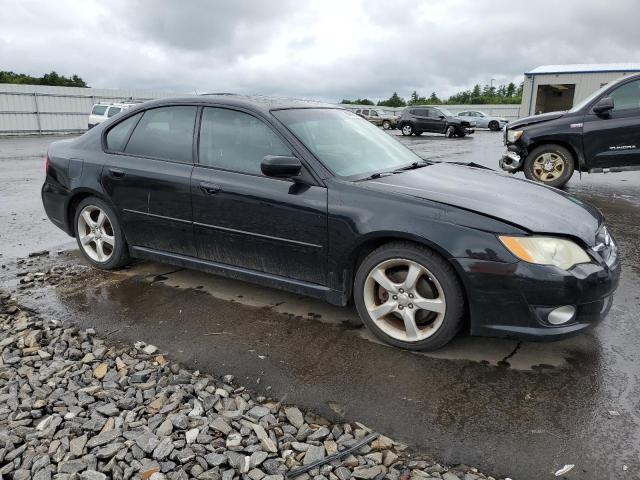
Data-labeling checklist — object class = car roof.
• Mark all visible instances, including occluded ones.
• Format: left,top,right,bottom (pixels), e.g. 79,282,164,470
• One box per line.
134,94,341,115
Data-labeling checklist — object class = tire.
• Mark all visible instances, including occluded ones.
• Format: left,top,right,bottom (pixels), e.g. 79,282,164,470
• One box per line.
74,196,130,269
488,120,500,131
382,120,391,130
523,144,575,188
401,124,413,136
445,125,455,138
354,242,465,351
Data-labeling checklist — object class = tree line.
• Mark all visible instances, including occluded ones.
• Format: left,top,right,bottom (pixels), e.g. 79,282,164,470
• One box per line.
0,70,88,87
341,82,523,107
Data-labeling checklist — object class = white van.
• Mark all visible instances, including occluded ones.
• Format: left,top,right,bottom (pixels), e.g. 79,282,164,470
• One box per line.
88,102,140,129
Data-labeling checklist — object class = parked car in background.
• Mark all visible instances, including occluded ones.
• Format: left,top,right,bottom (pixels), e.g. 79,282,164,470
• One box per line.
354,108,398,129
88,102,140,129
500,72,640,188
42,95,619,351
397,106,475,137
457,110,508,131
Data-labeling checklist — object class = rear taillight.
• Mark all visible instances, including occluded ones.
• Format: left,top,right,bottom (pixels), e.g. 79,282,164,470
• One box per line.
44,153,50,174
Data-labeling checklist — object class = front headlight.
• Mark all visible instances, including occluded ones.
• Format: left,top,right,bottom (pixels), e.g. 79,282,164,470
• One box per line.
506,129,523,143
499,236,591,270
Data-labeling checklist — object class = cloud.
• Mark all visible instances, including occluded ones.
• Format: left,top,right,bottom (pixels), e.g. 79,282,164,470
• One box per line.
1,0,639,102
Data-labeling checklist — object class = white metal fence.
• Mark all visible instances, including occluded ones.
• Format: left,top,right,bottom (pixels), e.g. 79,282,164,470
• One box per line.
0,84,179,135
0,84,522,135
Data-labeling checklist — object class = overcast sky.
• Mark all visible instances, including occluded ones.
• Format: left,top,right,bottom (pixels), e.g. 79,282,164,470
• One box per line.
2,0,640,101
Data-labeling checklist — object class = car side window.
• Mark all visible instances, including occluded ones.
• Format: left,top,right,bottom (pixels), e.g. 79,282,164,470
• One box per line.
362,109,370,116
459,111,467,116
125,106,197,163
370,110,378,117
199,107,293,175
107,107,121,118
105,113,143,152
610,79,640,111
92,105,107,116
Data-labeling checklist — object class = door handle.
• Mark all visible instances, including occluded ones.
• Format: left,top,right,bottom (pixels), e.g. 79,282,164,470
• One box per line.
199,181,221,195
109,168,126,179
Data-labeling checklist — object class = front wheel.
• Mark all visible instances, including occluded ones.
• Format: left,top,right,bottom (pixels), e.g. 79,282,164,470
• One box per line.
354,242,465,351
488,120,500,131
401,124,413,136
382,120,391,130
74,197,130,269
445,126,455,138
523,145,575,188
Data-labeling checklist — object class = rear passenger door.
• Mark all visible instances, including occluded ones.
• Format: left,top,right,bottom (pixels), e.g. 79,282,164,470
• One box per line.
191,107,328,285
101,105,198,256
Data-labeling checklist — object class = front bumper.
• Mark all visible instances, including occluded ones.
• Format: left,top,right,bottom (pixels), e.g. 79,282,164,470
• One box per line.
452,238,621,340
499,150,522,172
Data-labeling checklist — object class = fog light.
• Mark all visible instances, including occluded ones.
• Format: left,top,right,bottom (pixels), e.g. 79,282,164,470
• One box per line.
547,305,576,325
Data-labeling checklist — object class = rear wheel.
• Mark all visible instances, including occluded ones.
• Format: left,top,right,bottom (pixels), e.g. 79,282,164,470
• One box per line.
74,197,130,269
488,120,500,131
401,124,413,136
354,242,465,351
524,144,575,188
382,120,391,130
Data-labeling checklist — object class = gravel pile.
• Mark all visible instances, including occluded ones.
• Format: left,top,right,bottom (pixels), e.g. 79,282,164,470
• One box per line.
0,291,502,480
11,256,89,291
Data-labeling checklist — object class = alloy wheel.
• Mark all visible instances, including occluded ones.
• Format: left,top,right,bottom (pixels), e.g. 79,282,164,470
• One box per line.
363,258,446,342
402,125,412,136
533,152,564,182
77,205,115,263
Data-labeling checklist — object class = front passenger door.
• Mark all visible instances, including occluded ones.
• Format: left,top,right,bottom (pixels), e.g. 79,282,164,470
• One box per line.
583,78,640,169
191,107,328,285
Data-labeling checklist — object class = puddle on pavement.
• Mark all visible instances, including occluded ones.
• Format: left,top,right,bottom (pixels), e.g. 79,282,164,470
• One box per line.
60,259,592,372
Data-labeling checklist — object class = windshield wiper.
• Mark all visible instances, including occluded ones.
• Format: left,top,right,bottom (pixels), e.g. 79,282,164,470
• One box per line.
392,160,430,173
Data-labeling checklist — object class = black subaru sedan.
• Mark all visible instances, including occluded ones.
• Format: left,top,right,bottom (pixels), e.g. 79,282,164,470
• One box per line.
42,95,620,351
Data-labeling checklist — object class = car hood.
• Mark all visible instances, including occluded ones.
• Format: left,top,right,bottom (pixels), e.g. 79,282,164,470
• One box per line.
364,162,602,245
508,111,566,129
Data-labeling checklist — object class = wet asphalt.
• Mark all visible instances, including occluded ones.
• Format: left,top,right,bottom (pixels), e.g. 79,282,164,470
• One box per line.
1,131,639,479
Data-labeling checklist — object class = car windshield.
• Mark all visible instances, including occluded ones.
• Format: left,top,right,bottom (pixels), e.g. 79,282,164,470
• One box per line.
438,108,454,117
273,108,422,178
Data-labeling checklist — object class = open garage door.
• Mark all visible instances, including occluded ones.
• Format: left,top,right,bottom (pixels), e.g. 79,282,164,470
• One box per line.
535,84,576,114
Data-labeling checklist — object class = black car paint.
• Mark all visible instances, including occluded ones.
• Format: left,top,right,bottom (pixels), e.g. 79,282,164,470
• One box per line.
42,95,620,340
503,73,640,173
397,107,474,136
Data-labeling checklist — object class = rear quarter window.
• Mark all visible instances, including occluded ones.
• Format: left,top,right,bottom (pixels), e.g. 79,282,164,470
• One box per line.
105,113,143,152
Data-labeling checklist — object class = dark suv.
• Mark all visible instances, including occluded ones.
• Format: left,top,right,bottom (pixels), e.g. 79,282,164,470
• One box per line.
500,72,640,188
397,106,475,138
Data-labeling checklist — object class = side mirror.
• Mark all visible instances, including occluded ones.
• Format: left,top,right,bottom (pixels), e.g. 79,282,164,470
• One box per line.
593,97,614,114
439,115,446,119
261,155,302,178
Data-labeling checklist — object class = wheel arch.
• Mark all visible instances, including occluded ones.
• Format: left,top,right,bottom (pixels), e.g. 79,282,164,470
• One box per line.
525,139,582,170
65,188,118,236
344,232,467,297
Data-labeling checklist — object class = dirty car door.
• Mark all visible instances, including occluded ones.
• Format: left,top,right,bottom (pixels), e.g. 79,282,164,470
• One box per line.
191,107,328,284
102,106,197,256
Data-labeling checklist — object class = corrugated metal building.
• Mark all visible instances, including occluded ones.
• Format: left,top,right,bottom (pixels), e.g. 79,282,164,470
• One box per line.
521,63,640,116
0,84,180,135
